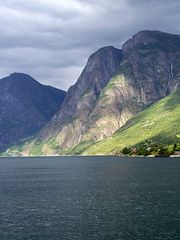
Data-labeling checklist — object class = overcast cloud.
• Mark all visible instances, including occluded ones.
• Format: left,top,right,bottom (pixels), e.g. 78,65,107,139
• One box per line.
0,0,179,90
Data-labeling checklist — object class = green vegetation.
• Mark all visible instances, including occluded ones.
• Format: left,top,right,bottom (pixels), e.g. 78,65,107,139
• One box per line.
122,147,131,155
29,141,44,156
62,141,93,155
2,137,60,156
118,143,175,157
0,140,32,156
173,143,180,151
82,90,180,155
98,74,125,101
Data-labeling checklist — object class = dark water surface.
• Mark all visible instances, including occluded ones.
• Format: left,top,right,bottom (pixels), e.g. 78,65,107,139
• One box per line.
0,156,180,240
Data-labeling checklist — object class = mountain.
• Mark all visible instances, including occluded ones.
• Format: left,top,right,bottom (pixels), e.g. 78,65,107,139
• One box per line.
0,73,66,151
80,89,180,155
80,30,180,142
2,30,180,156
38,46,122,145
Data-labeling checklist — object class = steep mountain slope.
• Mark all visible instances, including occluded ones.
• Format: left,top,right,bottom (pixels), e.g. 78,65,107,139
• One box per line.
39,46,122,146
36,30,180,152
0,73,66,151
80,89,180,155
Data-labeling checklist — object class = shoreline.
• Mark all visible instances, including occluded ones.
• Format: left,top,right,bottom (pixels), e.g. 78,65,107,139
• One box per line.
0,154,179,159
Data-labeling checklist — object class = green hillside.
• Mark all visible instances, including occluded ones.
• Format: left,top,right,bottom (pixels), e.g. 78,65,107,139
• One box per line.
80,90,180,155
1,90,179,157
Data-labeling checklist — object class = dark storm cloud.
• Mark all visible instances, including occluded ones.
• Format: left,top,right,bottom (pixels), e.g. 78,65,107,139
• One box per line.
0,0,179,90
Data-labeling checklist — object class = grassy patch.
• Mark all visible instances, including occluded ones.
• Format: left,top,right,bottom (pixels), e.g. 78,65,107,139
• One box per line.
98,74,125,101
67,141,93,155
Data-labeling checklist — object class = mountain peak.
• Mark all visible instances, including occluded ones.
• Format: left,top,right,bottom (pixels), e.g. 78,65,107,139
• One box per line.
86,46,121,68
135,30,180,37
10,72,27,76
0,74,66,151
90,46,119,56
122,29,180,55
7,72,37,82
9,72,33,78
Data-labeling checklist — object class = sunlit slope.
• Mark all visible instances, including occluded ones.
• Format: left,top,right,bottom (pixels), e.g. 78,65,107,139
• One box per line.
81,90,180,155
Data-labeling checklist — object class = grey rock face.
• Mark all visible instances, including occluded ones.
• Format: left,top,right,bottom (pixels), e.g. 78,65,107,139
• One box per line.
121,30,180,103
58,46,122,123
0,73,66,151
39,46,122,140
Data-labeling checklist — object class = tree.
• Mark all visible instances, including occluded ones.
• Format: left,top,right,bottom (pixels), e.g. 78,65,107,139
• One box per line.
122,147,131,155
173,144,177,151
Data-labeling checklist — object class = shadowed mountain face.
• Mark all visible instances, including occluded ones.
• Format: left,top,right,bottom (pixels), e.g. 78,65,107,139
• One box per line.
121,30,180,101
0,73,66,151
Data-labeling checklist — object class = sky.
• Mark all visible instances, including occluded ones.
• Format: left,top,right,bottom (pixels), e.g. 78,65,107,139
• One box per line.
0,0,180,90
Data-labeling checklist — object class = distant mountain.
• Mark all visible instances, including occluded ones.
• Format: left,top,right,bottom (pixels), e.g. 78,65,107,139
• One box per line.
2,30,180,156
0,73,66,151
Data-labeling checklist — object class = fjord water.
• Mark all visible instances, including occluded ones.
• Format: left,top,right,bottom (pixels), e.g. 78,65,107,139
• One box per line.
0,157,180,240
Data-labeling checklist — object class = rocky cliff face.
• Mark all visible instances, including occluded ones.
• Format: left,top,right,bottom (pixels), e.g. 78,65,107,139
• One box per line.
121,30,180,102
39,46,122,147
0,73,66,151
81,30,180,142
